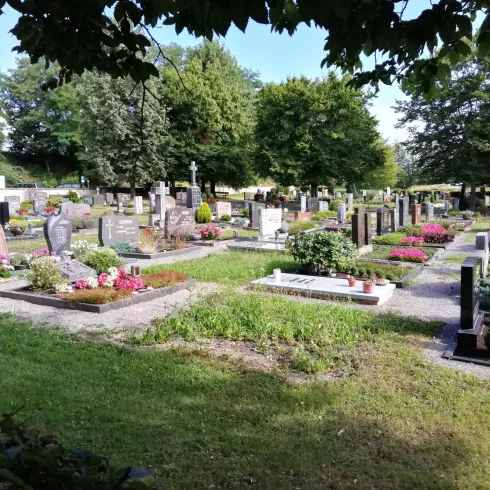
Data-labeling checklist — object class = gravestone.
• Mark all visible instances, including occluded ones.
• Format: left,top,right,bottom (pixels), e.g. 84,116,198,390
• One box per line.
92,194,104,206
166,195,176,208
475,232,489,277
98,215,140,246
0,203,9,226
444,199,450,216
389,208,399,232
364,211,373,249
0,226,8,257
164,207,195,238
347,193,354,212
318,201,330,211
337,202,346,224
186,161,202,209
106,193,114,205
134,196,143,215
33,197,47,214
117,193,130,205
300,195,307,212
393,193,399,206
4,196,20,216
457,256,484,349
44,213,72,255
352,212,365,250
244,192,254,200
117,201,124,213
151,182,166,222
148,192,156,210
376,208,390,236
408,194,415,206
424,202,434,221
386,187,390,197
411,204,422,225
399,197,409,227
60,202,90,218
58,258,97,282
248,202,265,228
307,198,319,212
215,201,232,219
454,197,460,210
84,197,93,206
417,193,423,205
258,208,282,237
32,191,48,200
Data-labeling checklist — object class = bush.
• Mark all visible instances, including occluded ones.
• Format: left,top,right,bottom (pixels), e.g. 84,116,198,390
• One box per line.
142,270,189,289
110,241,136,254
47,197,62,207
312,210,337,220
66,190,83,203
80,248,123,274
27,256,66,291
196,202,212,223
0,266,11,278
357,267,367,276
220,214,232,221
289,231,357,273
242,207,250,217
397,225,422,236
373,232,406,245
20,200,33,208
138,228,159,253
288,221,317,236
71,216,97,230
329,198,345,211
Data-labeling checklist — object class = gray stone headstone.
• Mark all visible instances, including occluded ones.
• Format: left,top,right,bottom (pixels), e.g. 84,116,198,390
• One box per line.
376,208,390,236
454,197,460,210
307,198,319,212
98,215,140,246
475,232,489,277
134,196,143,215
92,194,104,206
148,192,156,209
318,200,330,211
347,193,353,212
389,208,399,232
258,208,282,237
106,193,114,205
164,206,196,238
215,201,232,219
117,193,130,205
58,258,97,282
337,202,346,224
60,202,91,218
32,191,48,199
300,195,307,213
44,213,72,255
424,202,434,221
352,212,365,249
444,199,450,215
186,186,202,208
33,197,47,214
5,196,20,216
248,202,265,228
399,197,409,227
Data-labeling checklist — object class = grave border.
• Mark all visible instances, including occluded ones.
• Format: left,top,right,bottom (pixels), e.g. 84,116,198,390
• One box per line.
0,279,194,313
118,247,197,259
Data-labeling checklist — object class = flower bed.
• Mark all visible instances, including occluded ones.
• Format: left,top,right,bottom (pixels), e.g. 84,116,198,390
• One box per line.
388,248,428,263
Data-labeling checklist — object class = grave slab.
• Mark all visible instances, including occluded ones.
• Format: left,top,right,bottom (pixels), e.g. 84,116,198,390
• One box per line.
250,273,395,305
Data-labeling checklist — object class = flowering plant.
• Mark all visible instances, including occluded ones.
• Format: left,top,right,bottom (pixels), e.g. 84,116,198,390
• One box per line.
44,206,56,214
16,208,28,215
83,212,91,217
400,236,424,246
388,248,428,263
422,223,446,234
76,267,144,291
31,248,55,260
5,220,27,232
195,223,223,241
70,240,98,259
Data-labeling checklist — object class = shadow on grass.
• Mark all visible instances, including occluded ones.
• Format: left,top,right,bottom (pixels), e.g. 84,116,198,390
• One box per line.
1,316,481,489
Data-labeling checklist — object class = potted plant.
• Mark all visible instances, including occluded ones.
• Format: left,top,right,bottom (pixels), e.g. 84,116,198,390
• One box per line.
10,253,29,270
362,279,376,294
5,220,27,236
347,275,357,287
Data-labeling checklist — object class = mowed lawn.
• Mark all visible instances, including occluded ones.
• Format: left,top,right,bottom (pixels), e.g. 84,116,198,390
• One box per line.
1,315,490,489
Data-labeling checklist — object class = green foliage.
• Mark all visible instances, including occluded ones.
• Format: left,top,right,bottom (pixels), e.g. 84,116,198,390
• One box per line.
362,141,400,189
0,266,11,278
71,216,97,230
66,190,82,203
287,221,318,236
20,200,33,208
220,214,232,221
110,241,136,254
329,199,344,211
289,231,358,272
0,410,155,489
373,232,406,245
46,197,62,207
312,210,337,220
27,257,66,291
80,248,123,274
196,202,212,223
0,154,26,186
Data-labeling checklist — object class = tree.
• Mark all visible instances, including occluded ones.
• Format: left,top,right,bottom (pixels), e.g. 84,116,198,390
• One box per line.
393,141,419,188
159,41,258,192
78,73,169,194
0,58,82,173
362,141,399,189
4,0,490,95
255,74,383,194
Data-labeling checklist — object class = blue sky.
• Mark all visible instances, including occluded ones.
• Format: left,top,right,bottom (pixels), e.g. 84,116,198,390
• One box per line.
0,4,434,142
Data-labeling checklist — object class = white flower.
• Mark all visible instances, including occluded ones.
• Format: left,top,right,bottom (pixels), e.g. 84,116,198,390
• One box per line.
283,208,288,213
103,279,114,288
87,277,98,289
55,283,69,293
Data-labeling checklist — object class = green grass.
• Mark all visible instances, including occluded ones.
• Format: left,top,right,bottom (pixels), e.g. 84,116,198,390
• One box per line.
8,234,100,254
143,250,297,286
463,218,490,244
444,253,472,264
221,228,258,239
140,290,441,371
354,261,412,280
364,246,438,261
1,315,490,488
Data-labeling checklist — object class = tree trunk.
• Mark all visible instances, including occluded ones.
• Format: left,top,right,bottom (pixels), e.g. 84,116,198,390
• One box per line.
310,183,317,197
210,180,216,196
130,180,136,198
469,183,477,211
460,183,467,211
171,180,177,198
200,180,206,193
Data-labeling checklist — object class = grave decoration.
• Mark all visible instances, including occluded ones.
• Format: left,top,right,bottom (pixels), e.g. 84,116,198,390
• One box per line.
98,215,139,246
44,213,72,255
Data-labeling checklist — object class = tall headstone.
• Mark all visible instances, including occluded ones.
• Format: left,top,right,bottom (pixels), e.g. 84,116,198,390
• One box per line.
248,202,265,228
389,208,399,232
0,226,9,257
399,197,409,227
352,212,365,250
454,197,460,210
0,203,9,226
424,202,434,221
151,182,166,223
300,195,307,213
164,207,195,238
386,187,391,198
33,197,47,215
44,213,72,255
98,215,140,246
376,208,391,236
411,204,422,225
148,192,156,210
186,161,202,209
475,232,489,277
134,196,143,215
337,201,346,224
106,193,114,205
307,198,319,212
417,193,423,205
4,196,20,216
92,194,104,206
258,208,282,237
347,193,354,212
364,211,372,249
444,199,450,216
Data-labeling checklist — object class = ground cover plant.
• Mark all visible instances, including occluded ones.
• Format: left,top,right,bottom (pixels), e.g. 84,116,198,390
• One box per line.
364,246,438,261
143,251,297,286
388,248,429,263
3,313,490,488
352,261,412,281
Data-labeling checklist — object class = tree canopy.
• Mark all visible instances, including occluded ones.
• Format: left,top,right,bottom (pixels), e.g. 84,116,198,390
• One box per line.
3,0,490,95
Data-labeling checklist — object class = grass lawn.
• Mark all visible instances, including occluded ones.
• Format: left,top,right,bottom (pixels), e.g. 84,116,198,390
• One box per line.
8,234,100,254
143,250,297,286
221,228,258,239
463,218,490,244
444,253,473,264
1,315,490,488
364,246,438,261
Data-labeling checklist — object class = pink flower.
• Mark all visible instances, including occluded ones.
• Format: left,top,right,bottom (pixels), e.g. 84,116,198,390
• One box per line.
422,224,446,234
98,273,109,286
400,236,424,245
117,268,127,279
388,248,428,263
75,279,88,289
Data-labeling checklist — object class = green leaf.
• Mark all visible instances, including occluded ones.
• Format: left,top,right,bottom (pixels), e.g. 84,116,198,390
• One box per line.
114,1,125,23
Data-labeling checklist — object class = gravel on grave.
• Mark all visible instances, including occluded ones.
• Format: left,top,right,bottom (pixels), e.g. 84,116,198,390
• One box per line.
0,244,228,335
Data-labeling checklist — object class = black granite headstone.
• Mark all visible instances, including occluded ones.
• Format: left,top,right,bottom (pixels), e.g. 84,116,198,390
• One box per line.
352,212,365,249
186,186,202,208
98,215,139,246
460,256,483,330
44,213,72,255
376,208,390,236
364,211,372,246
0,203,9,226
399,197,409,227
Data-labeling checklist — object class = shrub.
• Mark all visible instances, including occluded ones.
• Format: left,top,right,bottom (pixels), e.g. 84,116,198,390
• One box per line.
142,270,189,289
288,220,317,236
329,198,345,211
47,197,62,207
70,240,98,259
0,266,11,278
398,225,422,236
71,216,97,230
365,267,374,276
138,228,159,253
357,267,367,276
422,232,455,244
311,210,337,220
110,241,136,254
60,288,133,304
66,190,83,203
196,202,212,223
289,231,357,273
242,206,250,217
373,232,406,245
233,217,247,227
80,248,123,274
220,214,232,221
27,256,66,291
196,223,223,240
9,253,29,267
20,200,33,208
385,273,394,281
388,248,428,263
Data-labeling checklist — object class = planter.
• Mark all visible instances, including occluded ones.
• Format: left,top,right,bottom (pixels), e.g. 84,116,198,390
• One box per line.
13,265,27,271
348,279,357,287
10,229,25,236
362,282,376,294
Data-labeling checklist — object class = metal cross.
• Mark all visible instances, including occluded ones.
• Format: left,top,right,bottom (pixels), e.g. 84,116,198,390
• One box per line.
189,161,198,186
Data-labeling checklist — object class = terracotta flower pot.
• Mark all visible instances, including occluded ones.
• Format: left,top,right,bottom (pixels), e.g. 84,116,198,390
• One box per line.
348,278,357,287
363,282,376,294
